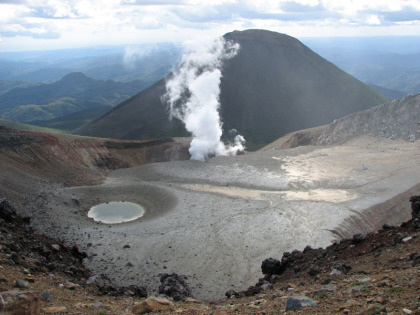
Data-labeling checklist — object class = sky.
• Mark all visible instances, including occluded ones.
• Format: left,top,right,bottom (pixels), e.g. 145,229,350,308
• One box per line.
0,0,420,51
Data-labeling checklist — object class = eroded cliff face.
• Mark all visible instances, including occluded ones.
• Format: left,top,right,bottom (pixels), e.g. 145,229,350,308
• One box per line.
0,126,190,204
316,93,420,145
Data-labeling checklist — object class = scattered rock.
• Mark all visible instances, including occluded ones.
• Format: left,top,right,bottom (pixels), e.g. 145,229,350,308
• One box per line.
225,290,239,299
40,290,53,302
352,234,366,244
332,261,352,273
357,277,371,283
307,265,320,277
260,283,274,291
0,291,40,314
132,296,174,314
357,303,386,315
14,279,29,289
410,253,420,267
410,195,420,218
123,285,147,298
51,244,60,251
159,273,192,301
42,306,68,314
330,269,342,276
344,299,361,307
348,285,368,294
71,196,81,206
409,134,416,142
72,244,87,260
64,282,79,290
285,296,317,311
313,283,336,296
184,297,202,304
402,236,412,242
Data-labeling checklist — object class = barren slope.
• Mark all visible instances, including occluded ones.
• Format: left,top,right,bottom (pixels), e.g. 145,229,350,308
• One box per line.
0,126,190,206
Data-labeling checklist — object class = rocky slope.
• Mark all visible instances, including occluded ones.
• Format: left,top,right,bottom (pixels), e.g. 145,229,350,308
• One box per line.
262,93,420,150
75,29,388,149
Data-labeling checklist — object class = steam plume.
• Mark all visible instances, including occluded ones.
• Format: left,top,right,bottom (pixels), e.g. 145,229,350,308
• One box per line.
164,37,245,161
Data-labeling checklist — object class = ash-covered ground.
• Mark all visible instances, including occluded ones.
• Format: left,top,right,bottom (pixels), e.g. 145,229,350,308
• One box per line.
23,136,420,300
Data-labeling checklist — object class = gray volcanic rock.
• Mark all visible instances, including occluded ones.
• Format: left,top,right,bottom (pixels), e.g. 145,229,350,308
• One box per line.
316,93,420,145
75,29,387,149
261,93,420,150
285,296,317,311
158,273,192,301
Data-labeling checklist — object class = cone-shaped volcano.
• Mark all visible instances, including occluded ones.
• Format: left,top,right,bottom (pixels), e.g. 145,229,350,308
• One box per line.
75,29,387,149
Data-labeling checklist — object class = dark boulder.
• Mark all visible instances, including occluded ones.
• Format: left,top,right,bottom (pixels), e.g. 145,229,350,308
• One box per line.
331,261,352,273
261,257,284,276
410,195,420,218
352,234,366,244
285,296,317,311
225,289,240,299
86,274,115,292
410,253,420,267
0,199,17,222
158,273,192,301
307,265,320,277
124,285,147,298
71,244,87,260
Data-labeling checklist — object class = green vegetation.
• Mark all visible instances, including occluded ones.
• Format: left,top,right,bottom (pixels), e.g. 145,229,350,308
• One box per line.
0,72,144,123
0,118,69,134
30,105,112,131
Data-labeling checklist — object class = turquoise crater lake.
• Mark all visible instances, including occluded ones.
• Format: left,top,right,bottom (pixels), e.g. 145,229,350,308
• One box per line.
88,201,145,224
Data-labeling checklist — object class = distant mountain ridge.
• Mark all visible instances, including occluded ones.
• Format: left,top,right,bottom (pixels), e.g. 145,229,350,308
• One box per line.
0,72,144,122
75,29,389,149
0,43,182,83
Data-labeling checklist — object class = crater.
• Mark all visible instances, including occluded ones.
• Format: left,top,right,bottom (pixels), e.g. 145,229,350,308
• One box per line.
65,183,177,222
88,201,145,224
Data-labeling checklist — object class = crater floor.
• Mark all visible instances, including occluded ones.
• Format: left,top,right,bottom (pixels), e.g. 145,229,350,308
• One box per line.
26,137,420,300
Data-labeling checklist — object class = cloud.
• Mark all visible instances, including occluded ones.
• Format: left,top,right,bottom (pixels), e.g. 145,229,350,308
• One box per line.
0,0,26,3
280,1,324,12
381,8,420,23
122,0,187,5
0,21,60,39
1,0,420,50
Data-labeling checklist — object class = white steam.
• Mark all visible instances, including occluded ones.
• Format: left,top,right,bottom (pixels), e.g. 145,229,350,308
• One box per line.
164,37,245,161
